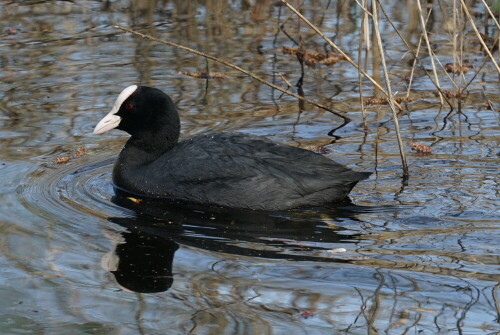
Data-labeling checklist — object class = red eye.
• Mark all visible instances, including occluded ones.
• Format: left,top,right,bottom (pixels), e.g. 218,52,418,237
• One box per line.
124,103,134,110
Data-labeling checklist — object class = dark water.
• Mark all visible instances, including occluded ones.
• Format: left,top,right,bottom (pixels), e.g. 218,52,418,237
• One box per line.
1,1,499,334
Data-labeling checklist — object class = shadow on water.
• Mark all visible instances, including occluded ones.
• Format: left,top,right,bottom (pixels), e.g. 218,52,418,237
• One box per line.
106,191,380,293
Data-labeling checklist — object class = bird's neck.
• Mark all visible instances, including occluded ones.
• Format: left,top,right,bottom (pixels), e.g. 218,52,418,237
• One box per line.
121,128,179,165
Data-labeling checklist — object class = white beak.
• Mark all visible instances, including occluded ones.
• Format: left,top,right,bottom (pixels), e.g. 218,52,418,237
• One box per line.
93,85,138,135
93,113,121,134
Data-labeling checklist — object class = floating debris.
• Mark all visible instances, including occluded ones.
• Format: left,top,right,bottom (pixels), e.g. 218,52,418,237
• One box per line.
409,142,432,154
444,62,473,73
53,147,88,164
435,90,467,100
282,46,346,66
364,96,415,105
71,147,88,158
318,53,347,65
53,156,70,164
179,71,225,79
303,145,331,154
282,46,297,55
5,27,17,35
395,96,416,103
364,97,388,105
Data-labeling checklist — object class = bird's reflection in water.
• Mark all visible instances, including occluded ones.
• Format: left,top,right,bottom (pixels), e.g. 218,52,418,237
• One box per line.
105,190,369,293
102,225,179,293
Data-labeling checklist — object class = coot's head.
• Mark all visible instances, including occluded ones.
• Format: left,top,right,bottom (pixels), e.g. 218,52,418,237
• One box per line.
94,85,180,144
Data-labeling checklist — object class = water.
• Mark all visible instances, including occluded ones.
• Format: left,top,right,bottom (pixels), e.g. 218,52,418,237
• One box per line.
1,1,499,334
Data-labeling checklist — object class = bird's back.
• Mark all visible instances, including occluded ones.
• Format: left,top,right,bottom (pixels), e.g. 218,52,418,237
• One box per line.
114,132,370,210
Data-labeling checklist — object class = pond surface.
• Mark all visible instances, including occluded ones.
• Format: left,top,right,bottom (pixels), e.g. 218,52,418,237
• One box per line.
1,1,499,334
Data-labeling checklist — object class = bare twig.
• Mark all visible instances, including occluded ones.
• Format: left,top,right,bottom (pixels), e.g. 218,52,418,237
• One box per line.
114,25,350,121
279,0,403,110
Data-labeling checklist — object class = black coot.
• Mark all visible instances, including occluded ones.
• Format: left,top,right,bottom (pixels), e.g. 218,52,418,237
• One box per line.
94,85,370,210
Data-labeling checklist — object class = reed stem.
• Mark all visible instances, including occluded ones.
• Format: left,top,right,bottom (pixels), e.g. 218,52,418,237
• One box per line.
279,0,403,110
460,0,500,75
114,25,350,121
416,0,444,105
372,0,408,176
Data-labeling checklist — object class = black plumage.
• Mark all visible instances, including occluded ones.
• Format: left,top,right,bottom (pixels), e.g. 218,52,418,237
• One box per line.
95,86,370,210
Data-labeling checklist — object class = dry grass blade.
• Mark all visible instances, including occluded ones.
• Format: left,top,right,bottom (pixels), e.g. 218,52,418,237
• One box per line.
114,25,349,121
179,71,225,79
279,0,403,110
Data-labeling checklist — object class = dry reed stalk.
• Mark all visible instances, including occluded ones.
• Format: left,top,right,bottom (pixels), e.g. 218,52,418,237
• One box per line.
358,0,370,129
462,57,490,93
372,0,408,176
480,85,496,112
278,73,292,88
376,3,454,107
279,0,403,110
406,37,423,98
416,1,467,94
405,6,433,98
431,50,461,90
480,0,500,30
460,0,500,75
452,0,460,87
450,0,467,95
416,0,444,105
370,2,382,97
114,25,349,122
